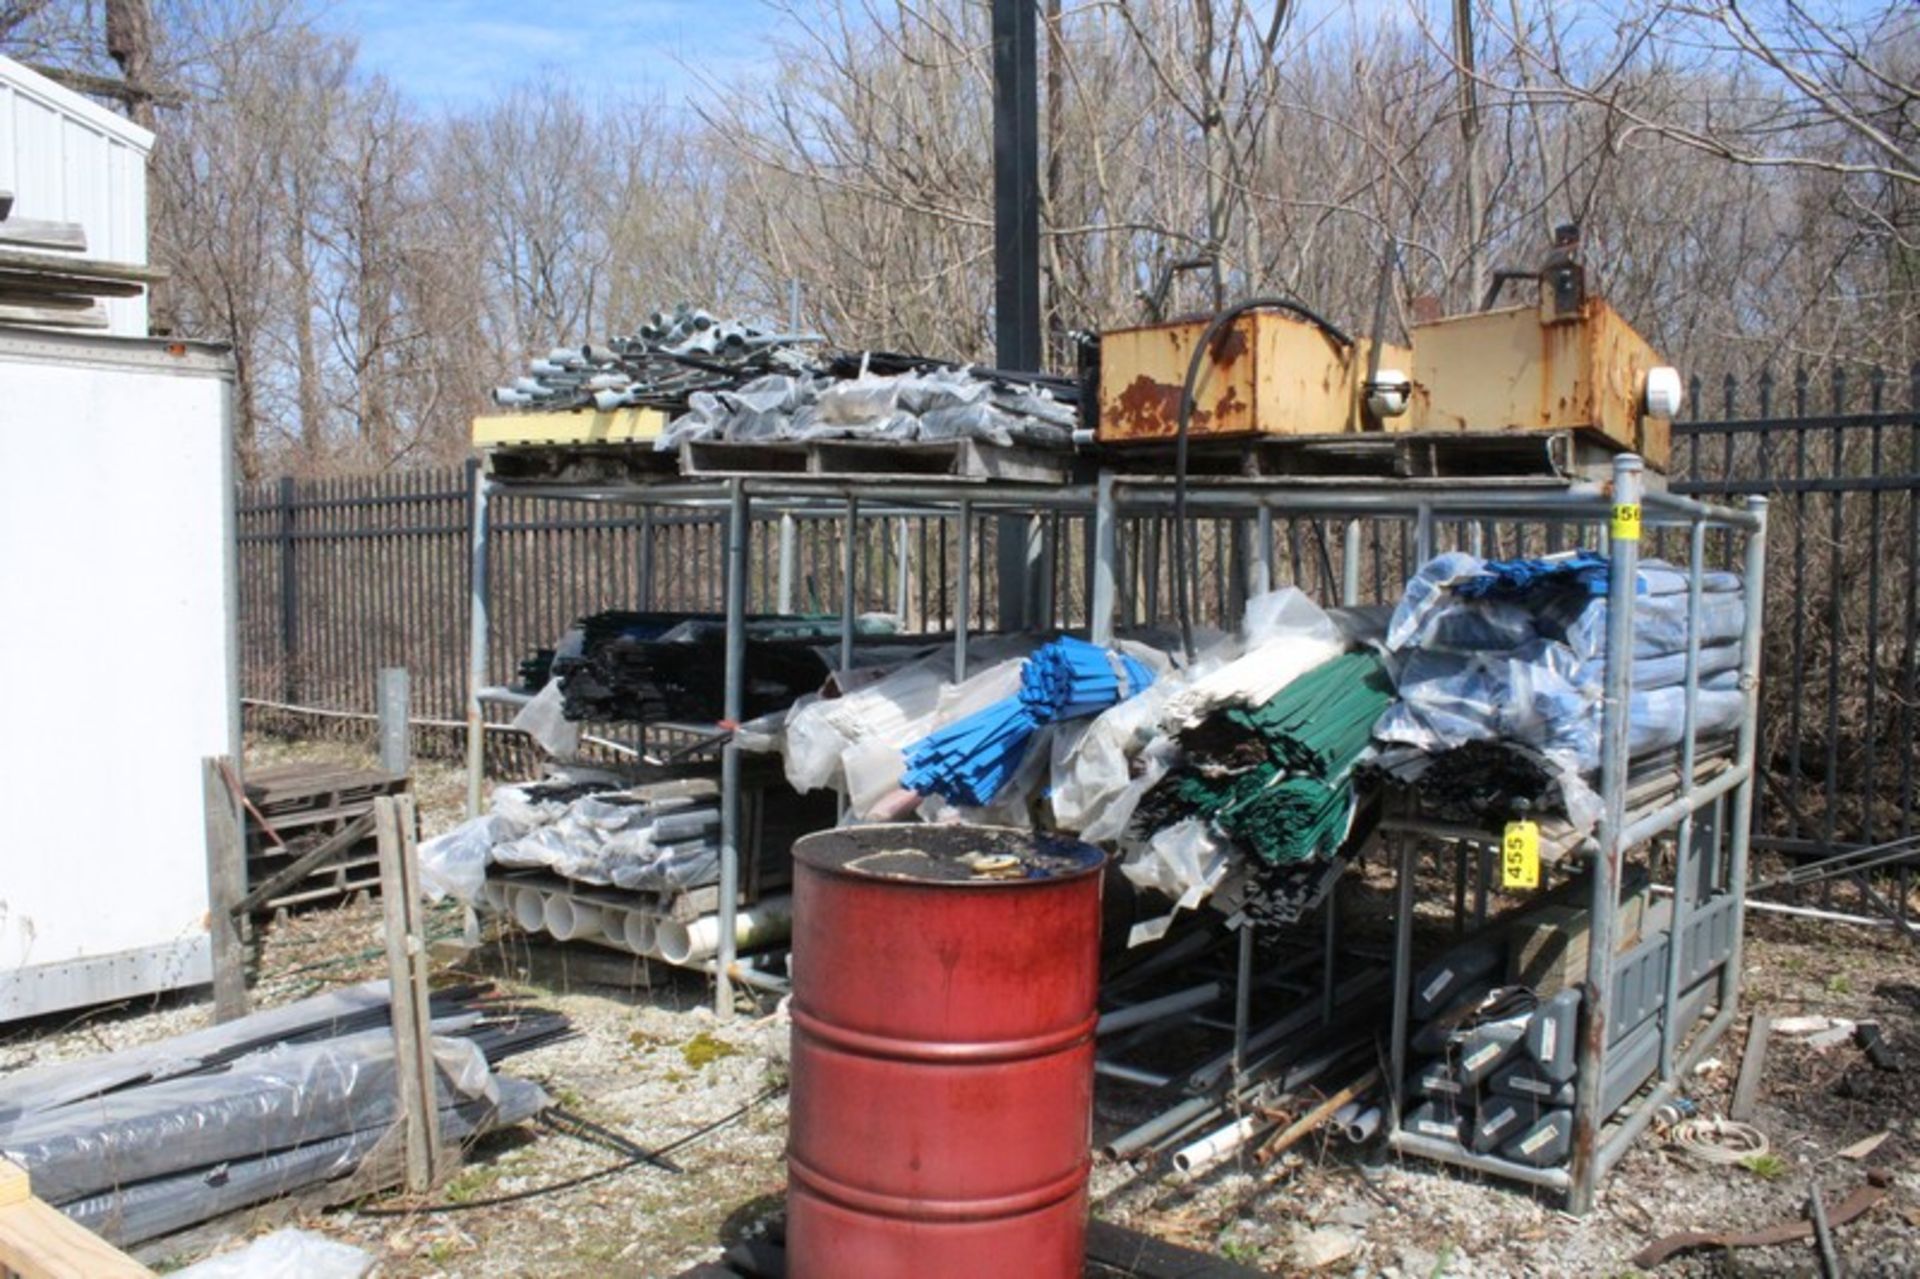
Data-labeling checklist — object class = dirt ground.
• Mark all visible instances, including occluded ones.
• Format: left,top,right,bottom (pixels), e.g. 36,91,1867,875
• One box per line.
2,735,1917,1277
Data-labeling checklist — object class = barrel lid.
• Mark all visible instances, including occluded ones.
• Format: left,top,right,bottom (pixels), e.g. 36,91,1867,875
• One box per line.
793,824,1105,886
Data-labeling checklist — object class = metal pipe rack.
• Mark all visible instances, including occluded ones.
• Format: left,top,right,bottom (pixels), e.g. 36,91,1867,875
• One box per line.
463,445,1765,1214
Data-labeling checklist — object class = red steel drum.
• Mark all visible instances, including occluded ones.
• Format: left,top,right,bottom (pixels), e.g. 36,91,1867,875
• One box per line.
786,824,1105,1279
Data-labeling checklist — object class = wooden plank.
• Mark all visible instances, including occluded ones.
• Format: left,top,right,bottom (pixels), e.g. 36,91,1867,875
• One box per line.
0,300,108,329
0,247,167,285
376,795,444,1192
1729,1013,1772,1122
201,758,250,1023
0,1166,152,1279
234,811,376,915
0,218,86,252
0,1160,28,1208
0,272,139,299
0,1197,154,1278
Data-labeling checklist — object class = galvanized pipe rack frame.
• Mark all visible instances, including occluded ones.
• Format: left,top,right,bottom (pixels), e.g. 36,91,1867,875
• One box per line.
463,449,1766,1215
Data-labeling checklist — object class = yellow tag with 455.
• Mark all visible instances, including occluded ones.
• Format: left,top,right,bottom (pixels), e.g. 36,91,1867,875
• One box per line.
1611,502,1642,542
1502,821,1540,890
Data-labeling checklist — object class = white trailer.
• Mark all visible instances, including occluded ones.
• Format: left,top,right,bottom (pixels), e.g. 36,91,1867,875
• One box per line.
0,326,237,1020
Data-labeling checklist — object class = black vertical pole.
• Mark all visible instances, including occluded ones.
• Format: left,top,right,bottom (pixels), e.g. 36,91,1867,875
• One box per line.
278,474,299,702
993,0,1040,630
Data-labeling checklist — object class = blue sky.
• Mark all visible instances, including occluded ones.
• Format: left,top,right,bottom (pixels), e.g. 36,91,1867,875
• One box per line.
314,0,796,110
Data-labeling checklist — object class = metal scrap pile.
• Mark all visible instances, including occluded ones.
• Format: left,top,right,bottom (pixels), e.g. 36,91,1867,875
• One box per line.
656,360,1077,451
0,982,563,1246
491,306,819,411
487,301,1081,452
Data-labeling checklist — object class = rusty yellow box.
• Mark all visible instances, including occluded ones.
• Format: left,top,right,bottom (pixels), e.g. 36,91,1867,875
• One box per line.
1407,298,1671,471
1096,312,1407,443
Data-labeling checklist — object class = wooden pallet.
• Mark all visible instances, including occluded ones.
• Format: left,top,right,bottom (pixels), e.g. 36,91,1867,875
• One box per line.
0,1159,151,1278
243,763,407,913
681,437,1075,484
1105,427,1641,483
244,763,406,821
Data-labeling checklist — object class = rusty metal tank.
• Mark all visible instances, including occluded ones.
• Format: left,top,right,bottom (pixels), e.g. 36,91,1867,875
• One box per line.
785,824,1105,1279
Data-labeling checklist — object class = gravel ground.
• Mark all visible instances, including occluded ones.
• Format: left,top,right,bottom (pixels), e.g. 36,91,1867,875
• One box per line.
3,736,1916,1276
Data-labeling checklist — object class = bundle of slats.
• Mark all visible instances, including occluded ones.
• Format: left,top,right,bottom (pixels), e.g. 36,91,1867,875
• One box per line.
902,636,1156,807
1137,651,1395,867
554,634,829,724
0,982,565,1245
0,193,164,329
1374,550,1748,837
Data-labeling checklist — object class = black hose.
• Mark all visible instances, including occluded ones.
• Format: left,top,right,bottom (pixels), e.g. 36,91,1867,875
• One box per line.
1172,299,1353,661
358,1085,785,1216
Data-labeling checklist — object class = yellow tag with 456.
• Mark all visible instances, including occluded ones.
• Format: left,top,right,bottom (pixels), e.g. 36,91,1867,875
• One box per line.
1611,502,1642,542
1502,820,1540,890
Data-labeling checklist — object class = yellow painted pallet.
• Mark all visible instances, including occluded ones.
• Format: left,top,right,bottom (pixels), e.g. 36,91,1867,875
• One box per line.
471,406,668,448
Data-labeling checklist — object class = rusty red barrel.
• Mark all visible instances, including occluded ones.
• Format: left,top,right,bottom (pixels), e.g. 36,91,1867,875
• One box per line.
786,824,1105,1279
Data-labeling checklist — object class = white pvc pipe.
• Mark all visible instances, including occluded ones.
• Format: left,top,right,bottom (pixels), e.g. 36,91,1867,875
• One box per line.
512,887,548,934
543,894,602,943
618,910,657,956
481,880,509,913
1342,1106,1382,1144
656,896,792,966
1171,1114,1265,1177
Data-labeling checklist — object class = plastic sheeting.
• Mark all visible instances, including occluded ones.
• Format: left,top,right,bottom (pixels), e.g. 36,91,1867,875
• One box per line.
1160,588,1347,728
659,367,1075,451
1375,552,1748,833
0,982,394,1125
170,1228,373,1279
64,1078,549,1247
2,1029,493,1204
421,781,726,903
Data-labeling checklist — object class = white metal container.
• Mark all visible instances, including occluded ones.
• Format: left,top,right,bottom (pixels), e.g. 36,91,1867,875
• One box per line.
0,55,154,336
0,327,236,1020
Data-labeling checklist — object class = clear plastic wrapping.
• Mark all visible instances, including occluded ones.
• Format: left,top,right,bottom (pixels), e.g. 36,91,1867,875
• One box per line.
0,982,393,1126
3,1029,493,1204
63,1076,548,1247
169,1228,373,1278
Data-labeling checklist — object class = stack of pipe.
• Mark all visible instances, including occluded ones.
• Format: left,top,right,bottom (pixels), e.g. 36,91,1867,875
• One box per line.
902,636,1156,808
1135,651,1394,868
492,305,821,412
554,633,829,724
0,983,564,1245
482,876,793,966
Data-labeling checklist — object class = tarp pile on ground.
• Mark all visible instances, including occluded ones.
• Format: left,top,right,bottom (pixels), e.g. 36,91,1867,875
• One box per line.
0,983,561,1246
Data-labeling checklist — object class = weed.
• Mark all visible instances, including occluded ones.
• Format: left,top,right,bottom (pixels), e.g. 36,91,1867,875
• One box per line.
1741,1152,1790,1180
443,1162,505,1203
1827,974,1854,996
683,1031,741,1069
1219,1236,1262,1263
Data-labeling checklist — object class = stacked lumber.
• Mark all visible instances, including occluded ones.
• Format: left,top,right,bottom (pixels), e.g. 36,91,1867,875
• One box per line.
0,209,163,327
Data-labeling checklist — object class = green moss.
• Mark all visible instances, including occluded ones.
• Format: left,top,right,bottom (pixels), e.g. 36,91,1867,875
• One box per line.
682,1031,741,1070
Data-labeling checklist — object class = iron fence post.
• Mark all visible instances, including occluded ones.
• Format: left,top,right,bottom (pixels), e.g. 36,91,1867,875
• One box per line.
278,475,298,701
